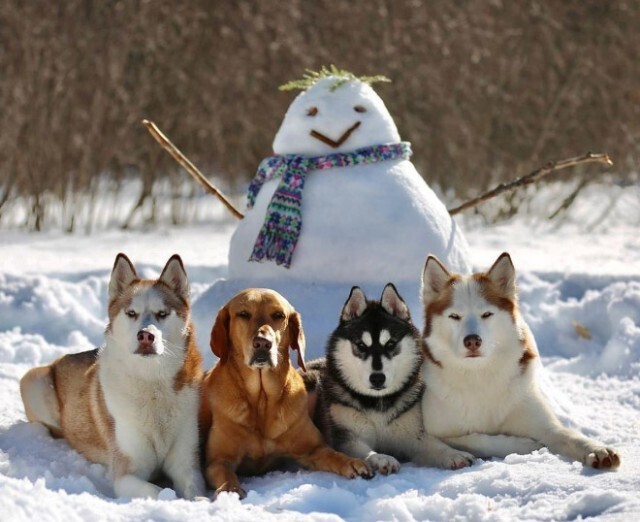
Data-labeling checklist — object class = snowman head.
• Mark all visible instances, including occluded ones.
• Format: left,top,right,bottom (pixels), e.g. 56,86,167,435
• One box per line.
273,71,401,156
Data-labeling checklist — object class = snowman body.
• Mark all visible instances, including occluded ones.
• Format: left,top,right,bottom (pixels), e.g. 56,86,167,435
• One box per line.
228,76,470,283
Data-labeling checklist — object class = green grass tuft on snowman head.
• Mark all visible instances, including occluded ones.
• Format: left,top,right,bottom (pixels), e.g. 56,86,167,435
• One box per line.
279,65,391,92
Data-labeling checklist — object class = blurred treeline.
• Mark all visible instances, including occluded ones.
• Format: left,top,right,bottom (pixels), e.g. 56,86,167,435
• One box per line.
1,0,639,230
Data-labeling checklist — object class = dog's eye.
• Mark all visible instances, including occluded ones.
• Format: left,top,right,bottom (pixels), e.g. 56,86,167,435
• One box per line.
236,310,251,319
353,105,367,113
307,106,318,117
157,310,169,319
355,341,367,351
386,339,397,349
272,311,285,320
126,310,137,318
481,312,494,319
448,313,461,321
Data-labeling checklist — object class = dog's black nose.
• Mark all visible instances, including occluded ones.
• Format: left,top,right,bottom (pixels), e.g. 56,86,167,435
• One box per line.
464,334,482,351
369,373,386,389
253,336,272,351
137,331,155,344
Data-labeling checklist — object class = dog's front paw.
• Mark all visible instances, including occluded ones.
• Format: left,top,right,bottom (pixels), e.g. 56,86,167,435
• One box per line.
366,453,401,475
438,450,476,470
585,447,621,470
215,483,247,500
179,477,207,500
343,457,375,479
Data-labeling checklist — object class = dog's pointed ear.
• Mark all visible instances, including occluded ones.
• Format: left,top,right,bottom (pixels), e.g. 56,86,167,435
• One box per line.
486,252,516,299
421,255,451,304
380,283,411,321
109,253,138,301
210,306,230,363
159,254,189,303
341,287,367,322
289,311,306,372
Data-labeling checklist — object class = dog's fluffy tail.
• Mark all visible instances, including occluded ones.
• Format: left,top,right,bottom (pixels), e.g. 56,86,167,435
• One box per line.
298,357,327,426
298,357,325,392
20,365,62,434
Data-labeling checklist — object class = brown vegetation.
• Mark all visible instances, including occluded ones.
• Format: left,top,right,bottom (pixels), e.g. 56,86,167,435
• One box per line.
1,0,638,230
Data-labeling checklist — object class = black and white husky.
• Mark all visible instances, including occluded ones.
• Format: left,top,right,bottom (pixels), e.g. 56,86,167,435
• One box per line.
304,284,475,473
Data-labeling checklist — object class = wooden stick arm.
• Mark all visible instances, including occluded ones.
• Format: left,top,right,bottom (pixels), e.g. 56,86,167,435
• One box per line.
142,119,244,220
447,152,612,216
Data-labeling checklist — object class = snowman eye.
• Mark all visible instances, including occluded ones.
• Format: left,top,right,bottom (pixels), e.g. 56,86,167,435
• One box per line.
353,105,367,113
307,107,318,117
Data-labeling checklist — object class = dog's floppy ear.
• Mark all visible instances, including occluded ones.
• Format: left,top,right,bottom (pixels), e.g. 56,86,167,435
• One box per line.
210,306,230,363
341,286,367,322
158,254,189,303
289,311,306,372
421,255,451,304
380,283,411,321
486,252,517,299
109,253,138,301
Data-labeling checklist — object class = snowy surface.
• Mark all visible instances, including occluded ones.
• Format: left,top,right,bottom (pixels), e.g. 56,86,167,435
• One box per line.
1,182,640,521
229,76,470,282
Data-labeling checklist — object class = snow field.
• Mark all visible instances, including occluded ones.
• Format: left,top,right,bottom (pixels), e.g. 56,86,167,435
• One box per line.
0,181,639,521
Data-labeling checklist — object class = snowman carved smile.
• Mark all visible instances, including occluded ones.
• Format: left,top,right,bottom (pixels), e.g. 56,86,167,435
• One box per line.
310,121,361,148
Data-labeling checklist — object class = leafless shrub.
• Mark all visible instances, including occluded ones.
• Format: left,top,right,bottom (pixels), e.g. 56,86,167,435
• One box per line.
1,0,638,230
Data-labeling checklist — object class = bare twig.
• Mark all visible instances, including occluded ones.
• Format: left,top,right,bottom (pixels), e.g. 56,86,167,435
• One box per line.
448,152,613,216
142,119,244,220
122,177,152,230
547,177,589,220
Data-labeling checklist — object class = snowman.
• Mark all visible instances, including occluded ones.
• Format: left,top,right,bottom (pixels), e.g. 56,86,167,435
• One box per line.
228,67,470,283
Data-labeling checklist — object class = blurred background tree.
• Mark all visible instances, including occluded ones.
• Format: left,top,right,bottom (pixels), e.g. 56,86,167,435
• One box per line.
1,0,638,230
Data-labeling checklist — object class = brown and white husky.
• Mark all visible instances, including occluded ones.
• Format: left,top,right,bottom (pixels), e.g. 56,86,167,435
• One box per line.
20,253,206,499
420,252,621,470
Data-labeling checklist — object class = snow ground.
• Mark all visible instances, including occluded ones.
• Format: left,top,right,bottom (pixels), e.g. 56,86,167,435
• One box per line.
1,182,639,521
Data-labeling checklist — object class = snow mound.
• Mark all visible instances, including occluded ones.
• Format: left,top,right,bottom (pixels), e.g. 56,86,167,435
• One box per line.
519,273,640,378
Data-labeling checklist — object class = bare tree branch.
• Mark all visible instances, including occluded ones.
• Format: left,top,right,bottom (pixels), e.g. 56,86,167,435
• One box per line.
448,152,613,216
142,119,244,220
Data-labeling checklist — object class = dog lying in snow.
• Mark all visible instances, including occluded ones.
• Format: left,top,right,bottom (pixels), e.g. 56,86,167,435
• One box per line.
303,283,476,473
420,252,621,470
20,254,206,499
199,288,372,499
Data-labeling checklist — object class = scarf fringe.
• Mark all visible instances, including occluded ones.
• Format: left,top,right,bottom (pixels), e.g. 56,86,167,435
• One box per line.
249,222,297,268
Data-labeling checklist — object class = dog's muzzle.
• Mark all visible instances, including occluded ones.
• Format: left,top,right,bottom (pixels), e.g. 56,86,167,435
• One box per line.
464,334,482,357
250,335,274,367
135,329,157,356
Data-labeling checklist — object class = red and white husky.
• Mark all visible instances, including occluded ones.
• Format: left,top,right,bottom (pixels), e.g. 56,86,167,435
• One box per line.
20,254,206,499
420,252,621,470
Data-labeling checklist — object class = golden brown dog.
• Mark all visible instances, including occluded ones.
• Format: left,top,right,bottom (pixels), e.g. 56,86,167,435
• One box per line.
199,288,372,498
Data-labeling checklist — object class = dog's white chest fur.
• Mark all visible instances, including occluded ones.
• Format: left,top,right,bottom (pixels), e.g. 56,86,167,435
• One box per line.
99,349,198,469
330,402,422,457
422,362,531,437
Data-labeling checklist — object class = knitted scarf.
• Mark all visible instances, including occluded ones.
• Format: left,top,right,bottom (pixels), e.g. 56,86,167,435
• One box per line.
247,142,412,268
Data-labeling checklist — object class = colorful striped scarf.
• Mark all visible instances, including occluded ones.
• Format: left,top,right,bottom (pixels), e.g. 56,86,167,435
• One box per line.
247,142,412,268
